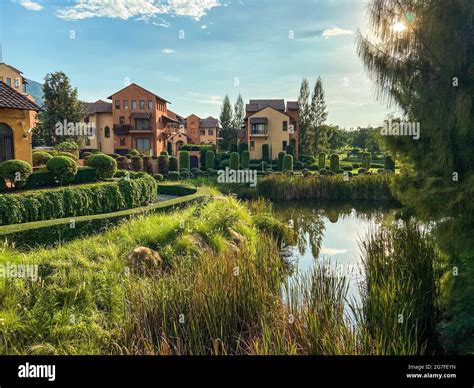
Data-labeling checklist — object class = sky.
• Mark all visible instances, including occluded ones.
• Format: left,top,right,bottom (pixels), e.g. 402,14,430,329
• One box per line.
0,0,393,128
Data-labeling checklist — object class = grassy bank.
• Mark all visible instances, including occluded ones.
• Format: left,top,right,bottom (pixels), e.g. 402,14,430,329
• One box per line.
0,197,434,355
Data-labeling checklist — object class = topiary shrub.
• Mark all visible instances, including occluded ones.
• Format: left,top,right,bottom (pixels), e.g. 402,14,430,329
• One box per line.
384,155,395,171
230,144,238,153
230,152,239,170
283,154,293,171
126,154,133,159
128,149,140,156
262,144,270,162
286,144,294,157
303,169,312,177
107,153,120,160
294,160,304,170
158,155,169,175
46,156,77,184
116,156,130,170
0,160,33,188
179,151,190,171
33,151,52,167
180,170,191,179
56,151,79,161
160,151,169,157
319,168,327,176
330,154,340,172
167,171,180,181
131,156,144,172
169,156,178,172
362,152,371,170
154,174,164,182
87,154,117,180
54,140,80,157
318,153,326,170
277,151,286,171
238,142,248,156
358,168,367,175
205,151,215,170
241,151,250,169
207,168,217,176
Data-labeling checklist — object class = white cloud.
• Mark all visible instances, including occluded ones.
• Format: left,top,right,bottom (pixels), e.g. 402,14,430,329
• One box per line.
322,27,354,39
56,0,220,21
18,0,43,11
184,92,222,105
162,49,176,54
201,25,207,29
320,248,348,256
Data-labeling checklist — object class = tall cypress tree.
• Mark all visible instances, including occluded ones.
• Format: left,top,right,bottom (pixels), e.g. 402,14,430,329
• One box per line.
298,78,312,155
219,94,234,151
310,76,329,153
232,93,244,142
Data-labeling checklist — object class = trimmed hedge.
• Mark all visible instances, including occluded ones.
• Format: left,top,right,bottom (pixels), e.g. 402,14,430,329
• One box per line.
0,174,157,226
362,152,372,170
262,144,270,162
277,152,286,171
169,157,178,172
158,155,169,175
0,160,32,188
318,153,326,170
230,152,239,170
33,151,53,167
131,156,144,172
87,154,117,179
385,155,395,171
283,155,293,171
23,167,96,189
330,154,340,172
179,151,190,171
241,151,250,169
205,151,215,170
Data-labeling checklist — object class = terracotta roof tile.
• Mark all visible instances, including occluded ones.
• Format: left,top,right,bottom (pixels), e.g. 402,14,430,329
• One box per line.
0,81,40,111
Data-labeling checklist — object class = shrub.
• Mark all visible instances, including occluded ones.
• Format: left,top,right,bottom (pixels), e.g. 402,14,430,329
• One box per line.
158,155,169,175
230,144,238,153
318,153,326,170
205,151,215,170
230,152,239,170
330,154,340,172
81,151,93,159
352,163,360,169
23,167,96,189
0,160,33,189
56,151,79,161
117,156,130,170
33,151,52,167
167,171,180,181
191,167,200,175
277,152,286,171
207,168,218,176
308,164,319,171
128,149,140,156
220,159,230,169
283,155,293,171
46,156,78,184
179,151,190,171
55,140,79,156
107,153,120,160
286,144,294,157
362,152,372,170
126,154,133,159
160,151,169,157
131,156,144,172
384,155,395,171
262,144,270,162
87,154,117,180
241,151,250,169
154,174,164,182
238,142,248,156
180,170,191,179
358,168,367,175
303,170,312,177
169,157,178,172
319,168,327,176
294,160,304,170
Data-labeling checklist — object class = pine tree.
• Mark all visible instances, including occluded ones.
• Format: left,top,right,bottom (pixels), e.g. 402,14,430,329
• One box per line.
310,76,329,154
297,78,312,155
219,94,234,151
232,93,244,142
33,71,87,146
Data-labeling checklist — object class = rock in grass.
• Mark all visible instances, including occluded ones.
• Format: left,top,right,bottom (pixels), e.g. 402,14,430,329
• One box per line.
126,247,162,275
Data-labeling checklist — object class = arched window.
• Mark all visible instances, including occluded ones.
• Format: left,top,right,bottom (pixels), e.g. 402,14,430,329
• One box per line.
0,123,14,162
104,126,110,138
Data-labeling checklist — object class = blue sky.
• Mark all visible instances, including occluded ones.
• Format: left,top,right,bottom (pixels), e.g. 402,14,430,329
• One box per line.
1,0,392,128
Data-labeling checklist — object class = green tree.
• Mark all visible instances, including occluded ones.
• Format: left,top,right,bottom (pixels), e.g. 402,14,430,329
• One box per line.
33,71,87,146
310,76,329,154
297,78,312,155
232,94,244,140
219,94,234,151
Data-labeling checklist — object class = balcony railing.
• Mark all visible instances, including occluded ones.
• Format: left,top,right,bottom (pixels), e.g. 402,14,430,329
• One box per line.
250,128,268,136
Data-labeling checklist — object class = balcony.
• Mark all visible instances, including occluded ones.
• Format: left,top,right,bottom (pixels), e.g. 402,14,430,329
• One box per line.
250,117,268,137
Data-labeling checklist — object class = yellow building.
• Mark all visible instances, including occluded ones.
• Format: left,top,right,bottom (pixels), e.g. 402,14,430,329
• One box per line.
0,63,29,96
0,82,40,164
84,100,114,154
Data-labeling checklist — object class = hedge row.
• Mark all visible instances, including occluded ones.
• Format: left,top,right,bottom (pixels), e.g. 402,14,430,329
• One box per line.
23,167,97,189
0,174,157,225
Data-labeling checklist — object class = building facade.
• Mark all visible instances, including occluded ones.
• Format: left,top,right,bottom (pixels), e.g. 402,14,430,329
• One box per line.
244,99,299,160
185,114,219,146
0,63,28,96
84,100,114,154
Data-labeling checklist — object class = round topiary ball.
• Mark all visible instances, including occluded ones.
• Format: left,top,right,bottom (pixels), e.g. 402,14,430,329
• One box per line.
32,151,52,167
0,159,33,188
46,156,77,184
87,154,117,180
154,173,164,182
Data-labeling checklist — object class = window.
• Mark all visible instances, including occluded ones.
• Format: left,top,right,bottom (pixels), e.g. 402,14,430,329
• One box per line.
200,129,206,136
136,138,151,151
131,100,137,109
6,78,11,87
140,100,145,109
120,137,126,146
14,78,20,89
283,121,288,131
136,119,150,130
104,126,110,138
148,100,153,109
250,141,255,151
115,100,120,109
282,141,288,150
251,123,266,135
124,100,129,109
208,129,214,136
119,116,125,125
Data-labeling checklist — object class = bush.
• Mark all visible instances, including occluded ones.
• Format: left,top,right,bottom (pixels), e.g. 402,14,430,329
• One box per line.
180,170,191,179
55,140,79,156
56,151,79,161
46,156,77,184
358,168,367,175
294,160,304,170
230,152,239,170
384,155,395,171
23,167,96,189
319,168,327,176
277,152,286,171
207,168,218,176
169,157,178,172
286,144,294,157
283,155,293,171
352,163,360,169
230,144,238,153
0,160,33,189
87,154,117,180
362,152,372,170
126,154,133,159
167,171,180,181
318,153,326,170
117,156,130,170
0,174,157,225
262,144,270,162
128,149,140,156
131,156,144,172
107,153,120,160
158,155,169,175
241,151,250,169
160,151,169,157
81,151,93,159
154,174,164,182
238,142,248,156
330,154,340,172
303,169,312,177
32,151,52,167
179,151,190,171
205,151,215,170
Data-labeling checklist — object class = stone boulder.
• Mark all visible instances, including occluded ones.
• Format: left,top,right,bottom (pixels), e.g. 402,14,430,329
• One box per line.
126,246,162,276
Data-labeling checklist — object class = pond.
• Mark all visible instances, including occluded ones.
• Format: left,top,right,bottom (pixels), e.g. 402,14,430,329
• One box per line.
272,200,399,304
